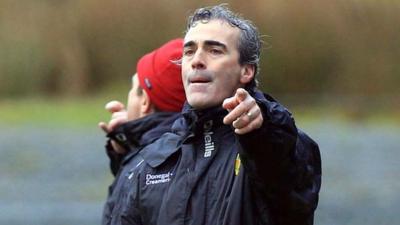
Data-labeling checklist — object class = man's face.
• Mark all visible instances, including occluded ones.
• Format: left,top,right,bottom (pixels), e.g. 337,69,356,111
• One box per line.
182,19,249,109
127,74,145,120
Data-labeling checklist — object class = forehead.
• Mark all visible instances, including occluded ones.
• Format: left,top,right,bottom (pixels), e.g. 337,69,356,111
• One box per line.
184,20,240,47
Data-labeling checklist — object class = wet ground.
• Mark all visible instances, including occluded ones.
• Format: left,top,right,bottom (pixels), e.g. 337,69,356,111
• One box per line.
0,122,399,225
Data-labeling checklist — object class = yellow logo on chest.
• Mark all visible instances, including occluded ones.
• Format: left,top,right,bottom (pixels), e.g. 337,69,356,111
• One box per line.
235,154,241,176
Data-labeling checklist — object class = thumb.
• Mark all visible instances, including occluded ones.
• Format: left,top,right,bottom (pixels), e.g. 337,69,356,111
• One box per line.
222,88,248,111
235,88,248,103
105,100,125,113
222,96,238,111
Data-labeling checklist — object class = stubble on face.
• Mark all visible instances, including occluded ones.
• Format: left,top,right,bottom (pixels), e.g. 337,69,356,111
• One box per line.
182,20,245,110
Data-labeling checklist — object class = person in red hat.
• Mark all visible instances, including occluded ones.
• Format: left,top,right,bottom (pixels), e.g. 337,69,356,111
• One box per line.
98,38,185,225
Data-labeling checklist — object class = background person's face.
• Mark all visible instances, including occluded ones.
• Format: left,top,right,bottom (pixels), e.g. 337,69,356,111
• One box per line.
182,20,247,109
126,74,145,120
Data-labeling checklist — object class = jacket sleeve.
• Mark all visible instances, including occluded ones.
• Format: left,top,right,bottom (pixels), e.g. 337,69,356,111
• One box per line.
237,92,321,224
105,139,124,176
105,125,134,176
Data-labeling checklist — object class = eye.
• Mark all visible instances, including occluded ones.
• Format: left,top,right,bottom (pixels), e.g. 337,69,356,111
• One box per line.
209,48,223,55
183,48,195,56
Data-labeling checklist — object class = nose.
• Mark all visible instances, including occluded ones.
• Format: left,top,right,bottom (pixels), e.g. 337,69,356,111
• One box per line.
191,50,206,70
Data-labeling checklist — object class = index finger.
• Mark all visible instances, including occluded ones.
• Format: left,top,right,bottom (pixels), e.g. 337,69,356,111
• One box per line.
98,122,109,133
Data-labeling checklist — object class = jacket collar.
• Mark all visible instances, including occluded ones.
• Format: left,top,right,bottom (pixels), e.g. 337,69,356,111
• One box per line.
172,103,228,138
107,112,180,164
139,132,182,168
108,112,179,146
171,90,270,138
140,104,229,168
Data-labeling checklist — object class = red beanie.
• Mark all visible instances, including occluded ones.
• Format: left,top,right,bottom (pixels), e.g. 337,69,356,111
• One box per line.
137,38,186,112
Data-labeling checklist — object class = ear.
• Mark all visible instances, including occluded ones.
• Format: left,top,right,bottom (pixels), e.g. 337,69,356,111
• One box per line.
239,64,255,85
140,90,154,115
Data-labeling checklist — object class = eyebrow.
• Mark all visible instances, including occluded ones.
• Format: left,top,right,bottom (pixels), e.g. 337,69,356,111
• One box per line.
184,40,227,50
183,41,196,48
204,40,227,50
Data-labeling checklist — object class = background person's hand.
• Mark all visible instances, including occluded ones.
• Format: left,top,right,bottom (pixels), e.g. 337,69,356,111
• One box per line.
222,88,263,135
98,100,128,154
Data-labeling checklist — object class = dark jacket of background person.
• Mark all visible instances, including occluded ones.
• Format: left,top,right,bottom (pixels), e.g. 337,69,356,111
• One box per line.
101,112,181,225
124,90,321,225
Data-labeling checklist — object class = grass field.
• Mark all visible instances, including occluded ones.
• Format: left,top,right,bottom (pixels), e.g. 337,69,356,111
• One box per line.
0,98,110,127
1,97,399,127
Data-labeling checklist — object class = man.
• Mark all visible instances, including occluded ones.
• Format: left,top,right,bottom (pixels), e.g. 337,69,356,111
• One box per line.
98,38,186,225
127,5,321,225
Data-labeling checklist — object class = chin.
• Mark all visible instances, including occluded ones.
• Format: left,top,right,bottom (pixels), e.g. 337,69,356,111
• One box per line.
187,100,207,110
188,101,205,110
189,100,220,110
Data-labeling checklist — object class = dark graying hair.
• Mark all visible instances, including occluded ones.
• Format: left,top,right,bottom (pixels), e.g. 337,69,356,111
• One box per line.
185,4,262,91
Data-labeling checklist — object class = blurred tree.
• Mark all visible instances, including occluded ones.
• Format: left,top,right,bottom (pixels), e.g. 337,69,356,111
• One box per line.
0,0,398,111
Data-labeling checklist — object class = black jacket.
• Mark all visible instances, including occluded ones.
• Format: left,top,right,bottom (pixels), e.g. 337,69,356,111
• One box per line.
101,112,181,225
125,91,321,225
